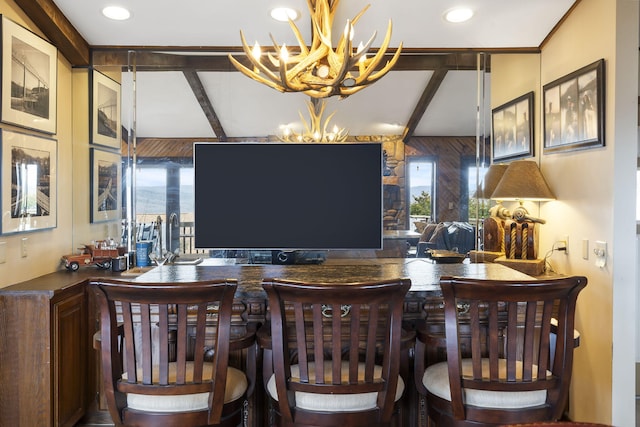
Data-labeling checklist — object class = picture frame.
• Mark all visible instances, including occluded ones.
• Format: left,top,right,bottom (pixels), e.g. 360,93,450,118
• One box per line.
543,58,605,153
90,69,121,149
1,129,57,234
1,15,57,134
90,147,122,223
491,91,534,162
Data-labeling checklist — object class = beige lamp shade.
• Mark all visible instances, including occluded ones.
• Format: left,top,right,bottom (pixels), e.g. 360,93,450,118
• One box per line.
490,160,555,201
477,164,508,199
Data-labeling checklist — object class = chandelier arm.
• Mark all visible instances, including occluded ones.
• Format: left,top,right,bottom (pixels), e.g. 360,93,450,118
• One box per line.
283,21,311,55
311,98,325,116
266,36,307,69
284,45,329,82
310,114,322,136
332,4,372,57
234,30,291,87
322,110,337,136
325,21,357,72
316,0,336,43
299,109,313,135
345,30,377,71
228,55,287,92
310,100,325,133
303,88,334,98
334,34,355,85
266,52,280,68
360,41,403,84
349,4,371,26
353,21,399,83
337,85,368,98
312,18,334,51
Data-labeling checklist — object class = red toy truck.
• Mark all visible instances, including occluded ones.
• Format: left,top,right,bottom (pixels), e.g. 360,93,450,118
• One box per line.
62,241,125,271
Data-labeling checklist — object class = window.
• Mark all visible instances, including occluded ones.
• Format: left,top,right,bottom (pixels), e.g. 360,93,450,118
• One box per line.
468,163,489,222
407,158,435,225
135,167,167,223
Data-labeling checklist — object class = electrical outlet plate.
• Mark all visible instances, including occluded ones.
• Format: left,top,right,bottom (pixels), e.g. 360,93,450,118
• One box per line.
0,241,5,264
561,235,569,254
21,237,27,258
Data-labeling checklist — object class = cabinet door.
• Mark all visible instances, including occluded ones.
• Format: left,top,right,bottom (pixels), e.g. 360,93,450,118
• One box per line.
53,291,86,427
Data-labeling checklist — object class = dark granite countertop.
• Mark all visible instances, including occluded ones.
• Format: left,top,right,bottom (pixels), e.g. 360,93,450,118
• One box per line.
133,258,534,299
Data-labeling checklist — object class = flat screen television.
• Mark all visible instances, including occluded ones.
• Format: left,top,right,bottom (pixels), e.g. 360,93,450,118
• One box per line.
193,142,383,250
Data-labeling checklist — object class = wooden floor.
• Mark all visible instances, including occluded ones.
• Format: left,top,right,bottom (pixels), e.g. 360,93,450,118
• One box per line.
75,402,114,426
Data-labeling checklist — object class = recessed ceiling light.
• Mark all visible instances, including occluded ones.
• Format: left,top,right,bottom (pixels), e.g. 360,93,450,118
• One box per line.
102,6,131,21
270,7,300,22
443,7,474,23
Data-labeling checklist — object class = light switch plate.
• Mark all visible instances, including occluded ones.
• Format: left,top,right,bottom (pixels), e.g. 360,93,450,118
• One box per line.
0,241,5,264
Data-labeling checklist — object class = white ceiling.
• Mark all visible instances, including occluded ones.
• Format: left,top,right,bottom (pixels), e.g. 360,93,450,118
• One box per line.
52,0,577,139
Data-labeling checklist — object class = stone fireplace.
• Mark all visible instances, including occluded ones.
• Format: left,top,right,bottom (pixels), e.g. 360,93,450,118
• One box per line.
351,137,405,230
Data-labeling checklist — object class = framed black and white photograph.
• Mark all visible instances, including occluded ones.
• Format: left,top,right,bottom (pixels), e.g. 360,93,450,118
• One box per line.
491,91,534,162
1,129,57,234
91,69,121,149
91,147,121,223
543,58,605,153
1,16,57,134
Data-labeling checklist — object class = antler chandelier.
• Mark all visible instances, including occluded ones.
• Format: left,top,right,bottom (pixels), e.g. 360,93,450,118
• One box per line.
228,0,402,99
278,98,348,143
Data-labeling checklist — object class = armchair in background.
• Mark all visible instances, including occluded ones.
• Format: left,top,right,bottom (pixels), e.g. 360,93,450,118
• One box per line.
416,221,475,257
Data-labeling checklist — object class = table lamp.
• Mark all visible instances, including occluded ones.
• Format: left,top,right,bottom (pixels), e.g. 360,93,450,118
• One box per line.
479,163,509,219
489,160,555,274
470,164,510,257
490,160,555,223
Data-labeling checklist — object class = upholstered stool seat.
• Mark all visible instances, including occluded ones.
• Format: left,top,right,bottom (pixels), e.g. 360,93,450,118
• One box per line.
414,276,588,426
262,277,411,426
124,362,248,412
91,278,255,427
267,361,404,412
424,359,550,409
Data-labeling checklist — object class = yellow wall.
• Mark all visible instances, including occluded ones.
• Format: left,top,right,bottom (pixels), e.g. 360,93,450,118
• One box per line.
493,1,638,424
0,0,121,287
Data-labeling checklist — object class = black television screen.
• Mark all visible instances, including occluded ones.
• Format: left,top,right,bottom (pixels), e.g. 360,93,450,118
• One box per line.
194,142,383,250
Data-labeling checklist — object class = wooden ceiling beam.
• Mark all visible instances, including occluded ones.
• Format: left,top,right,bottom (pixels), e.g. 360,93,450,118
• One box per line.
14,0,90,65
182,70,227,141
403,66,450,140
91,50,492,72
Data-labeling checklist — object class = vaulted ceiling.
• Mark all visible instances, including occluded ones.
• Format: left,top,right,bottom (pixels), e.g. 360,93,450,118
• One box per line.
16,0,579,140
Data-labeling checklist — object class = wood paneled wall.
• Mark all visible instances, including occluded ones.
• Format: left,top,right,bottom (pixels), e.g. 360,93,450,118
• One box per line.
405,136,481,223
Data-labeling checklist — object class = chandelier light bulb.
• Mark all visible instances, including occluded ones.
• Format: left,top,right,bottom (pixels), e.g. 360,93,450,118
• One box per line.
279,44,289,62
251,42,261,60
